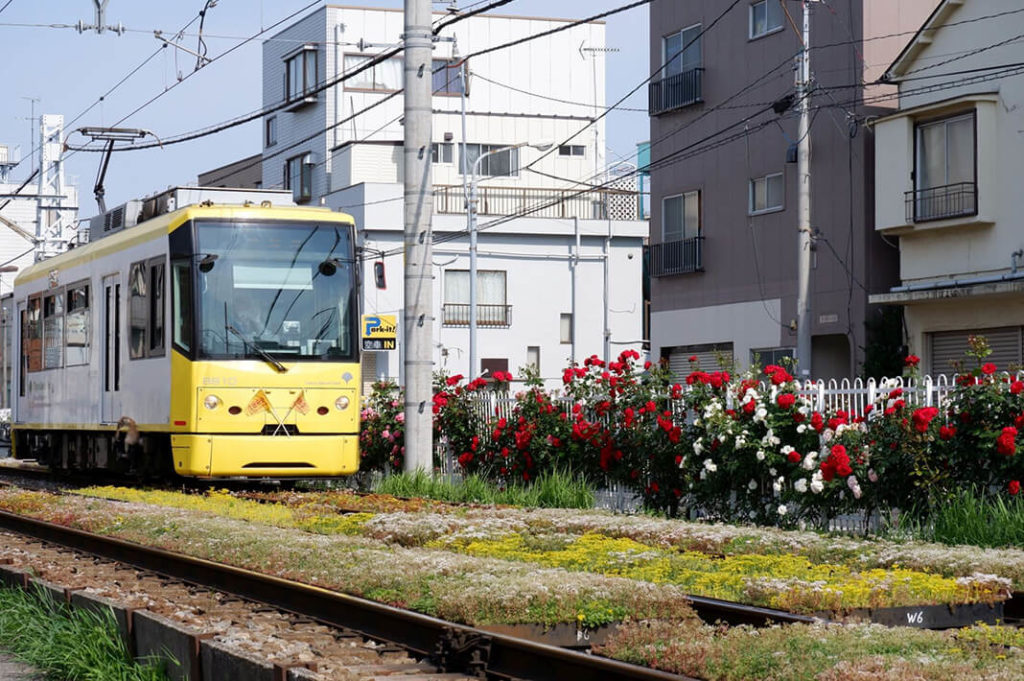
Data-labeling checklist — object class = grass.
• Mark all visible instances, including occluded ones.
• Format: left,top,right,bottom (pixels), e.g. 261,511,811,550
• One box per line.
372,470,596,509
0,584,170,680
887,487,1024,549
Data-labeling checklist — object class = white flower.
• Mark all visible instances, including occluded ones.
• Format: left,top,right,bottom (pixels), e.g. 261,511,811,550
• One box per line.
703,458,717,473
693,439,704,454
822,429,834,442
848,475,863,499
835,423,850,436
802,451,818,471
748,479,758,491
794,478,808,493
797,405,810,416
677,455,686,468
756,450,766,461
868,468,878,483
718,434,728,443
769,467,777,477
777,504,788,516
810,470,824,494
796,424,807,434
694,418,702,427
780,445,795,456
754,408,768,422
772,478,783,494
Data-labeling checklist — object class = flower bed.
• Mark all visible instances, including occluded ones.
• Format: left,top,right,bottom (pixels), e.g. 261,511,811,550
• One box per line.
76,487,1016,614
404,337,1024,528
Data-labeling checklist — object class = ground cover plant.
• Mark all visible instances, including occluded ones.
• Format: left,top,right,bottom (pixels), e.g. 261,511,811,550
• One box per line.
597,619,1024,681
76,486,1017,612
373,469,595,508
0,583,170,680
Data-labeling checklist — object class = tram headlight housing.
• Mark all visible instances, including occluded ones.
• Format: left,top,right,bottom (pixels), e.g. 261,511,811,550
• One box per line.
204,395,222,410
334,395,350,411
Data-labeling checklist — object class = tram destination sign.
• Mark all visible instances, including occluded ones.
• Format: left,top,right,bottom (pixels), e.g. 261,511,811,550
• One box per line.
361,314,397,351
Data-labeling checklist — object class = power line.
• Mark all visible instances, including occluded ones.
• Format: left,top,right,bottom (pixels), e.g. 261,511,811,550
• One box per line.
0,0,16,16
471,72,648,112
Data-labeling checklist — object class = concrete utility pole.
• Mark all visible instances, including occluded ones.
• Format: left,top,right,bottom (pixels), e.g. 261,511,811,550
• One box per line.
795,0,813,379
402,0,435,473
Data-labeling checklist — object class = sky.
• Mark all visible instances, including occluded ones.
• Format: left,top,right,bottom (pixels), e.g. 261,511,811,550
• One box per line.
0,0,649,213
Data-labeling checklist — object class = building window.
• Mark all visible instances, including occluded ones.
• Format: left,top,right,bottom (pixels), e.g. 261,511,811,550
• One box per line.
171,259,193,355
24,297,41,373
343,54,403,92
265,116,277,147
284,153,312,203
663,190,700,241
65,282,90,366
664,24,701,76
431,142,453,164
750,0,784,39
442,270,509,326
460,144,519,177
560,313,572,344
751,347,794,367
284,46,318,104
526,346,540,373
912,111,976,221
749,173,784,214
558,145,586,157
432,59,465,95
42,292,64,370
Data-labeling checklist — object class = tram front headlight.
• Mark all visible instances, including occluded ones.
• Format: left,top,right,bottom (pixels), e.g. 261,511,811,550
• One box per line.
334,395,351,411
204,395,222,410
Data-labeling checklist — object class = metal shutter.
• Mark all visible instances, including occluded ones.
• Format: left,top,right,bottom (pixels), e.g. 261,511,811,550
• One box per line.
666,343,734,379
930,327,1021,376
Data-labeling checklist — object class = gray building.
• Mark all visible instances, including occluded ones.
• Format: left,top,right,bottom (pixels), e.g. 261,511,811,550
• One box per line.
647,0,937,379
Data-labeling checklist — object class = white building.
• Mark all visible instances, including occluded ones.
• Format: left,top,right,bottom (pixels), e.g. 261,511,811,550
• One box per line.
261,5,647,385
871,0,1024,375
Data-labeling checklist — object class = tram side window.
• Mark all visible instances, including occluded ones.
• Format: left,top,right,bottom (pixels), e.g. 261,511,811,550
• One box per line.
24,297,41,373
65,282,90,366
171,259,192,354
148,259,165,356
42,292,64,370
128,262,148,359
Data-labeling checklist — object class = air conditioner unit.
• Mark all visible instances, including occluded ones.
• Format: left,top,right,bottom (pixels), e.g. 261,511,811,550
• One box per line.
88,199,143,242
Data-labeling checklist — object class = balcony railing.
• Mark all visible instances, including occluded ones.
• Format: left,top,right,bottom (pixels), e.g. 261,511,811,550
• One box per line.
649,67,704,116
442,303,512,328
650,237,703,276
434,185,639,221
905,182,977,223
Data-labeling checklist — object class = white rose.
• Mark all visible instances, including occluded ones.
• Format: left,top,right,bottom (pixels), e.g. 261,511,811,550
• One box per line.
703,458,717,473
756,450,766,461
794,478,808,493
777,504,788,516
797,424,807,434
748,479,758,490
769,467,777,476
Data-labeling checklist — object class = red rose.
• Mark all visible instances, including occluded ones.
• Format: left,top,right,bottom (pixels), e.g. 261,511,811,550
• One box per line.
939,425,956,440
997,426,1018,456
982,363,997,375
787,450,802,463
911,406,939,433
1010,480,1021,496
688,355,698,362
1013,381,1024,395
777,393,796,409
904,354,920,367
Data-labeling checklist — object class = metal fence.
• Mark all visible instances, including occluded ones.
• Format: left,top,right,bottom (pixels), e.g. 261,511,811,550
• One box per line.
433,184,639,221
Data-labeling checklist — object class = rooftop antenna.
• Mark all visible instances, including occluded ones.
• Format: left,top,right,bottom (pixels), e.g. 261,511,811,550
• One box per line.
68,127,161,214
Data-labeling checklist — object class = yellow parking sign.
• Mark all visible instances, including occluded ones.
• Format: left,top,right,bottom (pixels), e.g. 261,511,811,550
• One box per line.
361,314,397,351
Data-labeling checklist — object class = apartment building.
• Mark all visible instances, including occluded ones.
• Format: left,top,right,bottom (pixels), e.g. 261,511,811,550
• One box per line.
256,5,647,386
870,0,1024,375
647,0,937,379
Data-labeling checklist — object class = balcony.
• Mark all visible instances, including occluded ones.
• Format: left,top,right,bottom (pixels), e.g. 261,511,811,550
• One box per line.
434,185,639,221
650,237,703,276
649,68,704,116
442,303,512,328
905,182,977,223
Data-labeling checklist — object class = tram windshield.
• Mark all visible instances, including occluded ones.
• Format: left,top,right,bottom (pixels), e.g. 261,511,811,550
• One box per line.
192,220,357,362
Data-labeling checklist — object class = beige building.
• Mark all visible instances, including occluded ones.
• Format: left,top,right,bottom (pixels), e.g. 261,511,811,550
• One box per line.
871,0,1024,375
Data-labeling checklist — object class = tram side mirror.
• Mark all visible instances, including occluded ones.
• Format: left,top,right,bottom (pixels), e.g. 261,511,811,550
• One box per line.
373,261,386,290
198,254,219,273
319,258,342,276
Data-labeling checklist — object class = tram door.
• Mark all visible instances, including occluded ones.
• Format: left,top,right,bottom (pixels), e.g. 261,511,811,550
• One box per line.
101,274,122,423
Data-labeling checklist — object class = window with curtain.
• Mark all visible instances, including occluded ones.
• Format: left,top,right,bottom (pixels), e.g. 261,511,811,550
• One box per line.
344,55,403,92
663,191,700,241
750,0,784,39
65,282,90,366
749,173,784,214
443,270,509,326
914,112,976,220
663,24,701,77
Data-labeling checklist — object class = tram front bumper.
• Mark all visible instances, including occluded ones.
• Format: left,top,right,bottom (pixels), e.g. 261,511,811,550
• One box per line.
171,433,359,477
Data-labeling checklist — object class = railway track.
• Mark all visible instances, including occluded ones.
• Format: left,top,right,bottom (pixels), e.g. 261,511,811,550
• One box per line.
0,508,694,681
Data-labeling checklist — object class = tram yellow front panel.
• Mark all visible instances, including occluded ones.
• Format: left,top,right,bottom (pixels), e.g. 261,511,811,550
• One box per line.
172,434,359,477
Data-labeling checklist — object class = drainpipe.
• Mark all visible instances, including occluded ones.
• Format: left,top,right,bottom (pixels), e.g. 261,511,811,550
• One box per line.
572,216,579,365
604,200,612,364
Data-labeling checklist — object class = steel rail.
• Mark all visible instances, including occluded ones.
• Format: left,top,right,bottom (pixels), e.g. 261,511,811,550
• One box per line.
0,509,695,681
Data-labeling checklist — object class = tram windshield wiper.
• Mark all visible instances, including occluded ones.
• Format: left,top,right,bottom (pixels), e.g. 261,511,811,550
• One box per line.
226,324,288,373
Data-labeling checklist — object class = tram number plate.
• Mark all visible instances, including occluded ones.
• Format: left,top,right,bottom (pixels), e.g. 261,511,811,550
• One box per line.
362,338,396,351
